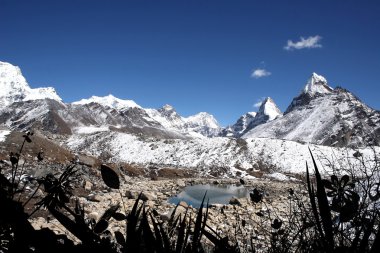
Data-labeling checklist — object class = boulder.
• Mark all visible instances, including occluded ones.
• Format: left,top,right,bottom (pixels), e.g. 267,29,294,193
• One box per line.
87,193,101,202
229,197,242,206
176,179,186,188
178,201,188,208
83,180,93,191
141,192,157,201
160,213,170,221
125,190,138,199
88,212,99,221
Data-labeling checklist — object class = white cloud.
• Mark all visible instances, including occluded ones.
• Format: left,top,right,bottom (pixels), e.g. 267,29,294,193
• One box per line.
254,101,262,108
284,35,322,50
253,97,265,108
251,68,271,79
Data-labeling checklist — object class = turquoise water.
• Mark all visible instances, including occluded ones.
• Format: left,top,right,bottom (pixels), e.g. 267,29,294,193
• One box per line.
168,184,249,208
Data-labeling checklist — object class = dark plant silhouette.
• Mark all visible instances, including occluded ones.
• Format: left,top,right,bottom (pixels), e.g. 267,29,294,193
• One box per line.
1,135,380,252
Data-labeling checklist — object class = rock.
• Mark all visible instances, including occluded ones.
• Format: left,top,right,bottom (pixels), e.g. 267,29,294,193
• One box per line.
178,201,188,208
87,194,101,202
141,192,157,201
160,213,170,221
32,189,44,198
177,179,186,188
31,217,51,230
229,197,242,206
84,180,93,191
209,203,223,209
78,197,87,205
249,170,264,178
88,212,99,221
125,190,138,199
146,200,155,208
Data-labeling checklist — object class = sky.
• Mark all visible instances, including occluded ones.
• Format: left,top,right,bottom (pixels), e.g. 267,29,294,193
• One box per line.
1,0,379,126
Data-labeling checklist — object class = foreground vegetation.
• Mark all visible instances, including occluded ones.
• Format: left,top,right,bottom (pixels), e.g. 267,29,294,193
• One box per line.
1,133,380,252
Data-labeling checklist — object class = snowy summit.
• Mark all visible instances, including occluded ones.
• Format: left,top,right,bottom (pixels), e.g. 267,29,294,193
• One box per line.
0,61,62,107
303,72,333,96
72,94,141,110
258,97,282,121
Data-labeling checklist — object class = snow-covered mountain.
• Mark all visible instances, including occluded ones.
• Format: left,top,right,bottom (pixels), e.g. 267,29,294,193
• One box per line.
0,61,221,138
244,73,380,147
72,94,141,110
0,61,62,107
184,112,220,137
0,61,379,175
222,112,257,137
0,61,379,149
144,105,221,137
222,97,282,137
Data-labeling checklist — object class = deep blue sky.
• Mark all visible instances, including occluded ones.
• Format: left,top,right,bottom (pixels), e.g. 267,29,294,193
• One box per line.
1,0,379,126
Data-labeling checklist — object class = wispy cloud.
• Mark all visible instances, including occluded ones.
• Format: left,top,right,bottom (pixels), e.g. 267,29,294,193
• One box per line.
253,97,265,108
284,35,322,50
251,68,271,79
253,101,262,108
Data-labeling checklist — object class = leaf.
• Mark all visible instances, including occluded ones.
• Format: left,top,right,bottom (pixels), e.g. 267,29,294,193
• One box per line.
309,148,334,251
158,221,171,251
150,213,165,253
94,219,109,234
322,179,334,191
176,215,188,253
126,195,143,251
202,229,232,252
306,162,324,238
114,231,126,246
112,212,126,221
100,204,120,221
340,175,349,187
327,191,336,197
330,175,338,186
193,192,207,249
141,208,155,253
100,164,120,189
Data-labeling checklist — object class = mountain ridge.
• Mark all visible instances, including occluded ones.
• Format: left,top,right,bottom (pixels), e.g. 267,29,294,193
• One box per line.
1,61,379,147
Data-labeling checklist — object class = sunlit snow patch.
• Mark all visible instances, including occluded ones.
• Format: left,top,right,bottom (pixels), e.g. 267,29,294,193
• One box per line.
74,126,110,134
0,130,11,142
266,172,296,181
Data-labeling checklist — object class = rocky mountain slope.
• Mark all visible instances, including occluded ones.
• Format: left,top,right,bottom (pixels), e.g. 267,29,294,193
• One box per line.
244,73,380,147
65,129,379,177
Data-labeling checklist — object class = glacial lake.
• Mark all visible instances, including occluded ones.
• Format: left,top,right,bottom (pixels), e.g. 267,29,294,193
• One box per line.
168,184,249,208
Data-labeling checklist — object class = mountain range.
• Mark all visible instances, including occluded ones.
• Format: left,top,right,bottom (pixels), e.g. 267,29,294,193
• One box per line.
1,61,378,147
1,60,379,175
